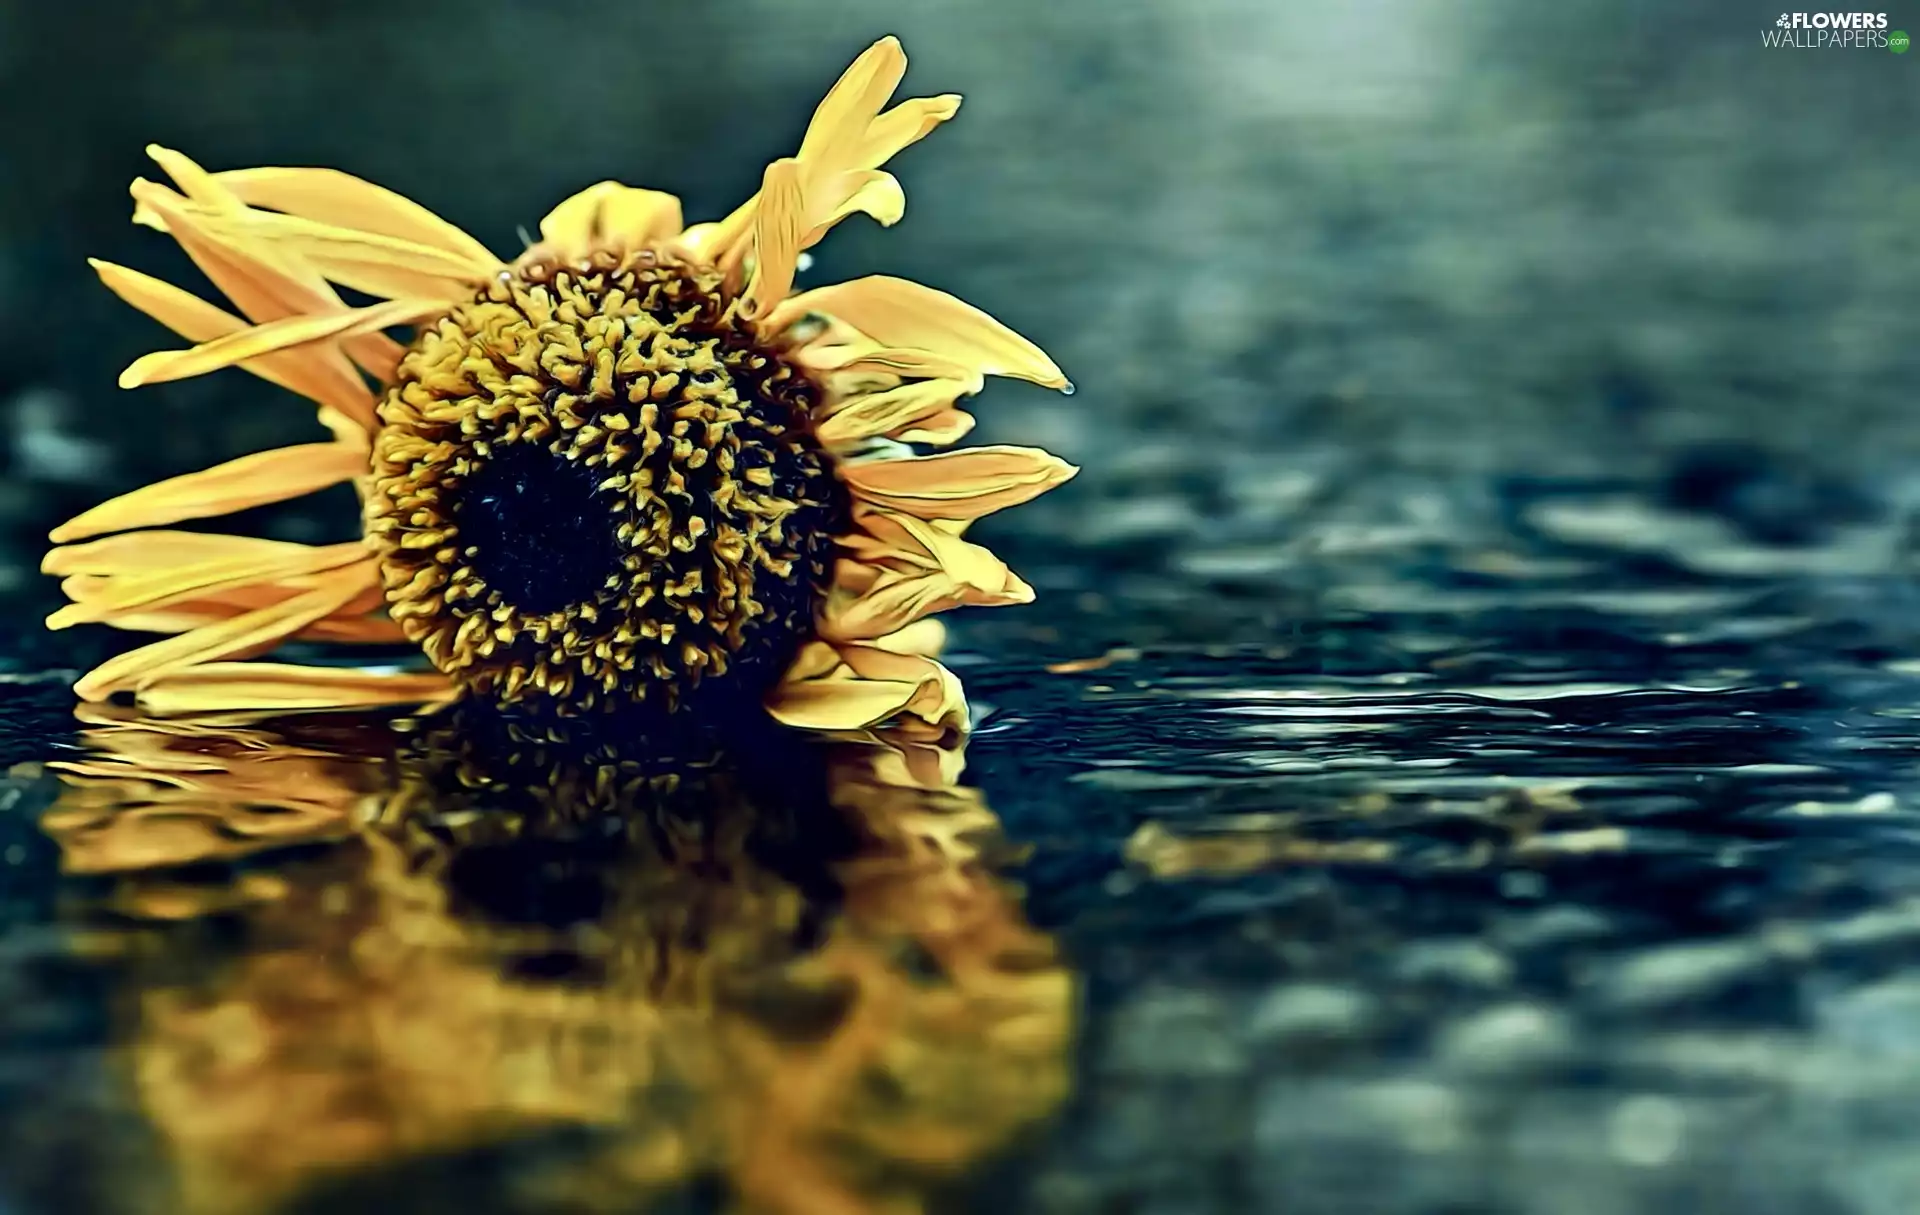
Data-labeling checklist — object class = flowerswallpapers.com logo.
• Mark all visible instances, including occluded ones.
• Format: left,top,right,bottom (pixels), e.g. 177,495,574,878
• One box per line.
1762,11,1904,47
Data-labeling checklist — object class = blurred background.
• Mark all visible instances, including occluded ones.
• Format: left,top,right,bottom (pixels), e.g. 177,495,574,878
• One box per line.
2,0,1914,648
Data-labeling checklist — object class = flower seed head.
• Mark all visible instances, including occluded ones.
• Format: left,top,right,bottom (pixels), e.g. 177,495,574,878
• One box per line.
366,248,845,713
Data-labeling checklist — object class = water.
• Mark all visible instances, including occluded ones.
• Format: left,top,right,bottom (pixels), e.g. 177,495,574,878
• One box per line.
3,443,1919,1213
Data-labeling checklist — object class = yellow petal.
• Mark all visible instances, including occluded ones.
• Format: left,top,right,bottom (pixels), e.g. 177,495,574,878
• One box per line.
797,343,977,382
89,259,377,432
73,564,378,701
46,541,368,628
765,638,967,732
817,379,976,447
43,531,326,577
297,615,406,644
139,148,412,380
804,169,905,245
766,669,930,732
132,663,455,714
836,508,937,569
676,219,724,253
797,37,909,170
784,638,846,683
699,37,942,279
190,208,494,301
143,145,230,209
120,296,444,388
539,182,685,255
853,508,1032,592
873,618,948,656
212,166,498,264
48,442,368,543
741,158,805,321
108,606,405,645
767,276,1068,390
841,645,969,730
857,95,963,169
67,570,398,643
820,576,948,640
821,568,1026,641
684,195,761,280
132,177,402,393
840,445,1078,520
894,409,976,446
822,512,1031,640
132,174,317,313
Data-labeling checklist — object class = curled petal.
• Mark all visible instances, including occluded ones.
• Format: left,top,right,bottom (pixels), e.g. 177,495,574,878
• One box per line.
819,576,952,641
707,37,949,277
741,158,805,321
840,644,968,728
841,445,1078,520
766,667,930,732
686,195,760,280
804,169,905,246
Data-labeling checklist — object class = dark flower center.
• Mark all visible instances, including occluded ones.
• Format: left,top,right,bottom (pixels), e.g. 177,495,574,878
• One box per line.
453,444,622,617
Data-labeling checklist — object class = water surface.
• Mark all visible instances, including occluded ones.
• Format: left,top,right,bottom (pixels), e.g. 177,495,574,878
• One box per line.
5,454,1919,1213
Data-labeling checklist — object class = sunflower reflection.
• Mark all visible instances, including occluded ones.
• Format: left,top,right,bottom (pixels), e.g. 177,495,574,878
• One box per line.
45,706,1073,1215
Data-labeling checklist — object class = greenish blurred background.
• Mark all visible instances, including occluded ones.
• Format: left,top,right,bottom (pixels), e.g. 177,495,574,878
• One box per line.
0,0,1914,625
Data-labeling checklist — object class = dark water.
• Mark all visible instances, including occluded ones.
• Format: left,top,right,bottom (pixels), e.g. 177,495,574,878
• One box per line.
4,448,1920,1215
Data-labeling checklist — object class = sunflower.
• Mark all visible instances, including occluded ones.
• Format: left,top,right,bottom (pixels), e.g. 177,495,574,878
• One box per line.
45,36,1074,733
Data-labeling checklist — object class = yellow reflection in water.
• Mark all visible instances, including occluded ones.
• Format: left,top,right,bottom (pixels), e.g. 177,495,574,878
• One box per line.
42,705,1075,1215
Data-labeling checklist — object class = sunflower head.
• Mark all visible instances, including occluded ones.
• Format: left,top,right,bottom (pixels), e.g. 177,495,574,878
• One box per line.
48,36,1076,735
368,247,846,713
